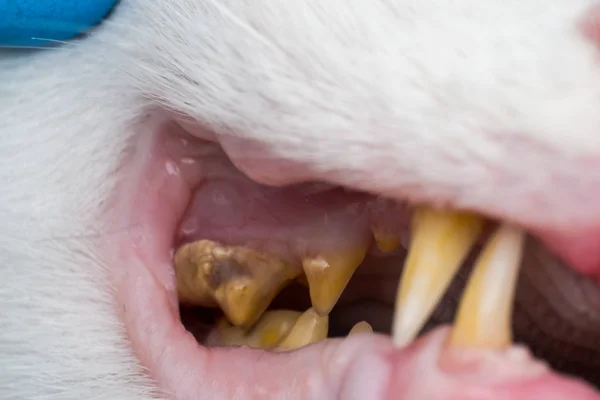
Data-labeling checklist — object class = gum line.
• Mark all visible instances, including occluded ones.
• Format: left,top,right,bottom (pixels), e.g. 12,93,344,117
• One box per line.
171,131,411,264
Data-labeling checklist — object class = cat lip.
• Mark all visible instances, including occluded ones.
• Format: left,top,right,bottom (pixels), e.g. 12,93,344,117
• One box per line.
105,117,392,398
107,113,600,398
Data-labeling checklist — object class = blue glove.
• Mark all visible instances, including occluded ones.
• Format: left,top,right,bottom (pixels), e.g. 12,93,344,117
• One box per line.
0,0,119,47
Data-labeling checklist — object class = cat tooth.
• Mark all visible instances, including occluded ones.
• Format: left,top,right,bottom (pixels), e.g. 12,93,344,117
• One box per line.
348,321,373,335
216,318,247,347
174,240,300,328
392,207,484,347
302,246,368,316
217,309,302,349
368,197,407,253
276,308,329,351
174,241,219,308
449,224,525,349
372,230,401,253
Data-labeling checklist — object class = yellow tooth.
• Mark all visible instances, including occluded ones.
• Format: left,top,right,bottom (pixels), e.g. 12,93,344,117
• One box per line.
348,321,373,335
216,318,247,347
276,308,329,351
302,247,368,316
218,310,302,349
449,224,525,349
392,207,484,347
372,231,401,253
174,240,300,328
368,197,406,253
174,241,219,307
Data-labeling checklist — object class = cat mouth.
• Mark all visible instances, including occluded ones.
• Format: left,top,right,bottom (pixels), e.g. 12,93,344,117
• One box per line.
111,112,600,399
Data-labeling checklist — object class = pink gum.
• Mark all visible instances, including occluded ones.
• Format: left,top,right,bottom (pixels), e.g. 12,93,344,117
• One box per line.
172,133,410,262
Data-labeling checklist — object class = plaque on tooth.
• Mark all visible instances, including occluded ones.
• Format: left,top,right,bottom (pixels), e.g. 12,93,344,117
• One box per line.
174,239,301,328
205,258,250,290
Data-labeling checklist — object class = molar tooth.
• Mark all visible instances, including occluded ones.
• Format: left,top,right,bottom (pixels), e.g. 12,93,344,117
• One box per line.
302,247,368,316
275,308,329,351
348,321,373,335
392,207,484,347
174,240,300,328
449,224,525,349
217,309,302,349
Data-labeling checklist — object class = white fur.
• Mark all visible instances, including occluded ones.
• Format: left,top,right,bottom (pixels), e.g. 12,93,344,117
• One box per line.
1,0,600,399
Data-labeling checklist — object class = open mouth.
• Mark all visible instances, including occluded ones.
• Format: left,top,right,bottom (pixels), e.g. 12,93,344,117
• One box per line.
113,112,600,399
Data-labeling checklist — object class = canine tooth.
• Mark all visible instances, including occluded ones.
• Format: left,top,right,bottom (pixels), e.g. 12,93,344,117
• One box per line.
217,310,302,349
302,247,368,316
392,208,484,347
450,224,525,348
276,308,329,351
174,240,300,328
348,321,373,335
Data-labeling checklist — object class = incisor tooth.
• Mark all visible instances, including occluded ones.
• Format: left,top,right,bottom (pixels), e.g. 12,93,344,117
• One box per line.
216,318,247,347
174,240,300,328
218,310,302,349
372,231,401,253
302,247,368,316
348,321,373,335
276,308,329,351
392,207,484,347
450,224,525,348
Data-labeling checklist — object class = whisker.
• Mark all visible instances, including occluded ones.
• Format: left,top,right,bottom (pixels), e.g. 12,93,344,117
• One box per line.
204,0,279,52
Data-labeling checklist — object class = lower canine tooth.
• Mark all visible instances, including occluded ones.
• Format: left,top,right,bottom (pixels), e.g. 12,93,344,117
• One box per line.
276,308,329,351
218,309,302,349
450,224,525,348
302,247,368,316
174,240,300,328
392,207,484,347
348,321,373,335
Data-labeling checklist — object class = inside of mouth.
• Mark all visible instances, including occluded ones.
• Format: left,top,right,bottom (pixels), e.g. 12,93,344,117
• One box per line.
179,250,408,343
126,116,600,391
174,171,413,344
162,117,421,343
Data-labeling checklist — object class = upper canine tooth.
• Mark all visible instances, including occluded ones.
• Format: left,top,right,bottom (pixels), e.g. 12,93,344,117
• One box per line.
174,240,300,328
302,246,368,316
392,207,484,347
348,321,373,335
217,309,302,349
275,307,329,351
449,224,525,349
